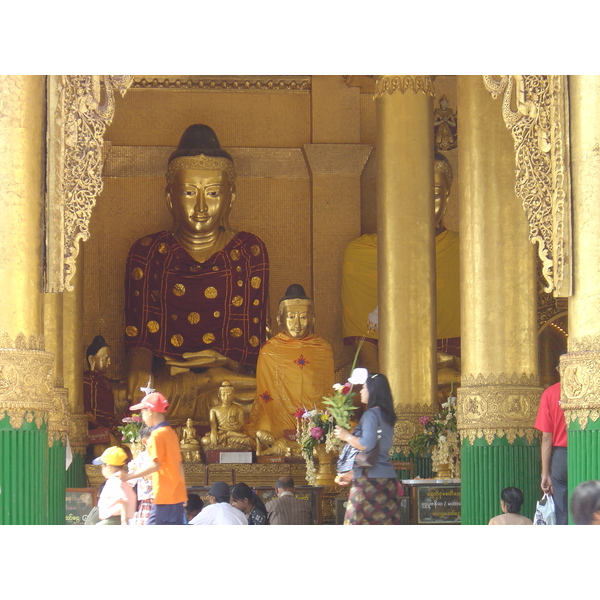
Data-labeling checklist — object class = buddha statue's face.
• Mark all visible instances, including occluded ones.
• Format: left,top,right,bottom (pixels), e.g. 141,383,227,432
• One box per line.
89,346,111,373
167,168,233,238
278,301,315,339
219,385,234,406
434,169,450,227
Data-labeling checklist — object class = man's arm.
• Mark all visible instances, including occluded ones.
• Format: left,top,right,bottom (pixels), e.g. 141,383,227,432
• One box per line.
117,459,160,482
541,431,554,494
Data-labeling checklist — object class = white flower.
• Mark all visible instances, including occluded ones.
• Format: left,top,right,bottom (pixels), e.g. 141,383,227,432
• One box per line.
332,383,343,391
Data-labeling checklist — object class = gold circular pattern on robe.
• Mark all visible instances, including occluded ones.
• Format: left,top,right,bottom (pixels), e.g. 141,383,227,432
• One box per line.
203,333,215,344
230,328,243,338
236,266,242,272
253,299,260,305
147,321,160,333
251,277,261,289
253,317,259,323
125,326,138,337
173,283,186,297
237,280,243,287
232,296,244,307
250,245,261,256
134,290,140,297
140,237,152,246
158,243,167,254
190,265,202,272
171,334,184,347
212,266,219,271
131,268,144,281
214,311,221,318
249,336,259,347
171,314,178,320
230,249,241,261
205,286,218,298
188,312,200,324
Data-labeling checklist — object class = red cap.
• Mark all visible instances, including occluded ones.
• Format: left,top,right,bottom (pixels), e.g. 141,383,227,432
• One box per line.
129,392,169,413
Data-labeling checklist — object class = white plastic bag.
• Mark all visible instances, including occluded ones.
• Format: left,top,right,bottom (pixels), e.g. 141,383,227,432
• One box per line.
533,493,556,525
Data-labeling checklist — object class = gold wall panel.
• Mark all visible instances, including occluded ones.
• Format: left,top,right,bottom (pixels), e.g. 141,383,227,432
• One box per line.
105,88,311,148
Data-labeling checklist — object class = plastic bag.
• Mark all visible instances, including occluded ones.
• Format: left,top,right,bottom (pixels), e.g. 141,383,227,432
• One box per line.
533,493,556,525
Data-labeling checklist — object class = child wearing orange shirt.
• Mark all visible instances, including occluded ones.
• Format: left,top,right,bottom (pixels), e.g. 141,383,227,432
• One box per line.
120,392,187,525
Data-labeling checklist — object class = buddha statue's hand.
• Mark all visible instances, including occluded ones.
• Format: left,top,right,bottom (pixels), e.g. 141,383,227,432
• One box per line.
166,349,235,370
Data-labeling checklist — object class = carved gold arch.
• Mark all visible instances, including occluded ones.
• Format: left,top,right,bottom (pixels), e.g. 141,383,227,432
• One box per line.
45,75,133,292
483,75,572,298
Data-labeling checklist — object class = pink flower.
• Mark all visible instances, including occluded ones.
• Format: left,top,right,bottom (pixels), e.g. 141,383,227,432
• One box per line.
294,407,305,419
341,382,352,395
310,427,324,440
419,416,431,426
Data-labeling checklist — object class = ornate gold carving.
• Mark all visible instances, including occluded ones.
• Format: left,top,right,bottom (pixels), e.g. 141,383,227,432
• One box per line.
48,386,70,446
374,76,435,99
458,372,541,445
166,155,235,186
46,75,133,292
131,76,311,92
560,350,600,429
68,413,90,455
0,339,54,430
483,75,572,297
392,401,434,451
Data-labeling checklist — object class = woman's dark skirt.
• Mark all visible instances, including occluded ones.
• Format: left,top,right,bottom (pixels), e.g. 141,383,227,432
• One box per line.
344,476,402,525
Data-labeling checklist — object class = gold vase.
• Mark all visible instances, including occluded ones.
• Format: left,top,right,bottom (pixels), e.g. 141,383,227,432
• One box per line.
314,443,337,486
431,445,452,478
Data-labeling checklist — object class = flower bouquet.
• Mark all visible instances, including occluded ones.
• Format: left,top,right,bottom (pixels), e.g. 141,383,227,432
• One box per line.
117,414,143,444
407,390,460,478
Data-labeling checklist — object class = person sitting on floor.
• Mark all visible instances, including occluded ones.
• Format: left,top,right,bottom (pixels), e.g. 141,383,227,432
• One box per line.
488,487,532,525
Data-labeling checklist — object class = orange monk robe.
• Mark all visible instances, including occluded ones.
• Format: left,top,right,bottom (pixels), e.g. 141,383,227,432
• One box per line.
246,333,335,440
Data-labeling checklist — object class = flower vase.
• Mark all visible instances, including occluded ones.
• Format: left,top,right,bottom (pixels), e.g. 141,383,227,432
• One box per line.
314,443,337,486
431,445,452,479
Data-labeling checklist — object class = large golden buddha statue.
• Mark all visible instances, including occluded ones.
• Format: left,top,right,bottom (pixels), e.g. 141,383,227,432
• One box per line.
246,284,335,442
123,124,269,419
342,152,461,391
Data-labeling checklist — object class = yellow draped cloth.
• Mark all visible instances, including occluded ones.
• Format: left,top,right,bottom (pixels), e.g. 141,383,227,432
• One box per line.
341,230,460,341
246,333,335,440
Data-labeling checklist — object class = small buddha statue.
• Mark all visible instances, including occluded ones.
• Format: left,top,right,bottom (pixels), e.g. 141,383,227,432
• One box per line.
245,284,335,443
180,418,201,462
123,124,269,420
201,380,253,450
255,430,302,458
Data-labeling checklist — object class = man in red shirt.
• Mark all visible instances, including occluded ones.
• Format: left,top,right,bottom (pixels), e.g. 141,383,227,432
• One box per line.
120,392,187,525
534,381,568,524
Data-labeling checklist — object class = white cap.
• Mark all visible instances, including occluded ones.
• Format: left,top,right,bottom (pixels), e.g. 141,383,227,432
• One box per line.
348,368,368,385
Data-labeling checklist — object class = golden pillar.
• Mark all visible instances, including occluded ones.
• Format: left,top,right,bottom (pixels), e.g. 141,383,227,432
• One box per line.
374,76,437,447
457,75,541,524
561,75,600,490
0,76,55,524
303,143,372,371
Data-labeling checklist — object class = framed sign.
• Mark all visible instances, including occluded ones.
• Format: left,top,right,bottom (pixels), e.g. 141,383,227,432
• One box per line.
65,488,97,525
415,485,461,524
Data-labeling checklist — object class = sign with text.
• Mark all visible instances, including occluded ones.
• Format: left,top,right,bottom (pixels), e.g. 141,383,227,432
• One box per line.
65,488,97,525
416,485,461,524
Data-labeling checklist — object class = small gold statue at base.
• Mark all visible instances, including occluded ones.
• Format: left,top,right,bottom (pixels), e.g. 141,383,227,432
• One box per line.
180,418,201,462
201,381,253,450
255,430,302,458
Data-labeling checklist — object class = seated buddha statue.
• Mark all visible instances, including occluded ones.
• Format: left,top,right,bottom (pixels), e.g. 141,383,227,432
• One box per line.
245,284,335,443
180,418,201,462
341,152,461,395
83,335,123,458
123,124,269,421
201,380,253,449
